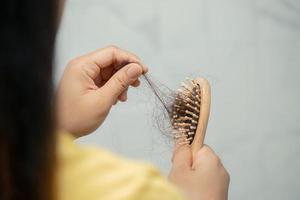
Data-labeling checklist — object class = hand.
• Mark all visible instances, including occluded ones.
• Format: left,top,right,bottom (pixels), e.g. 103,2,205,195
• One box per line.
169,143,230,200
56,46,148,137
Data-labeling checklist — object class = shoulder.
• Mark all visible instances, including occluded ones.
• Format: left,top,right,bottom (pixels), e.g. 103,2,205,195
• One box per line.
57,133,184,200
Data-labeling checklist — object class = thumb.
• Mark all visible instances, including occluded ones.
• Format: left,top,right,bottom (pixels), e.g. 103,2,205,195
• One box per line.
171,140,193,171
99,63,143,103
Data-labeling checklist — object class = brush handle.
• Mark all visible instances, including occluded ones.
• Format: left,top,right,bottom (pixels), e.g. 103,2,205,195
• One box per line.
191,77,211,160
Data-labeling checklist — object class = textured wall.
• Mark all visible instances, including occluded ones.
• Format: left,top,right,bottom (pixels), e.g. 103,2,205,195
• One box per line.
55,0,300,199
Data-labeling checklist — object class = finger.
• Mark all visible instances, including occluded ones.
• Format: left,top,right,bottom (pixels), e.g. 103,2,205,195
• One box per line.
171,138,193,171
131,79,140,87
118,90,128,102
199,144,215,154
192,144,218,169
85,45,148,74
98,63,143,104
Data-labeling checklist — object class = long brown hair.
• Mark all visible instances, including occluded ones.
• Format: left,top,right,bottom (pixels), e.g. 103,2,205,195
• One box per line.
0,0,58,199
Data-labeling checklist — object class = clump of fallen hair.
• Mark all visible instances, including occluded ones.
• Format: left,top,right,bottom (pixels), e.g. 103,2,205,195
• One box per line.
142,75,201,145
142,74,176,138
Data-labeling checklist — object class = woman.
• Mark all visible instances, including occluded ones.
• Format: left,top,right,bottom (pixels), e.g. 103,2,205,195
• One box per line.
0,0,229,200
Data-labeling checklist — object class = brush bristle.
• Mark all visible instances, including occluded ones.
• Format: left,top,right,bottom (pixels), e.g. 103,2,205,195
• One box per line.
171,79,201,145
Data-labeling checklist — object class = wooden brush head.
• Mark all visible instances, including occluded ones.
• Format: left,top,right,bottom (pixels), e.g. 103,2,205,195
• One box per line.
170,77,211,158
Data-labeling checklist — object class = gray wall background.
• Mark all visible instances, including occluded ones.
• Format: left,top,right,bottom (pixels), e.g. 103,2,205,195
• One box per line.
55,0,300,199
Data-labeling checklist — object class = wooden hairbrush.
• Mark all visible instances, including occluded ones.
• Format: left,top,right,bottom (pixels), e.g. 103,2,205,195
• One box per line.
171,77,211,159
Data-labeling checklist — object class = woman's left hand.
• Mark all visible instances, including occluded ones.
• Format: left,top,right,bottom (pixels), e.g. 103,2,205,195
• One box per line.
56,46,148,138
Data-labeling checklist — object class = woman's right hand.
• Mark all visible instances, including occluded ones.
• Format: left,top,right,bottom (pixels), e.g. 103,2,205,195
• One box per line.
169,144,230,200
56,46,147,138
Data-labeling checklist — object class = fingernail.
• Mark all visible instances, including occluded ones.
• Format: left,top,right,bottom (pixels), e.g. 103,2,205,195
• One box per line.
143,66,149,74
127,65,142,79
140,62,149,73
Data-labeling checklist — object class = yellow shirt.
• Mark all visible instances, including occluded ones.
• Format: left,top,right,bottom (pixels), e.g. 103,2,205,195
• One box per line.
57,133,185,200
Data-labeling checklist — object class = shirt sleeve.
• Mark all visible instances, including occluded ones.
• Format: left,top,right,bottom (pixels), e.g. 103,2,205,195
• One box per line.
57,133,185,200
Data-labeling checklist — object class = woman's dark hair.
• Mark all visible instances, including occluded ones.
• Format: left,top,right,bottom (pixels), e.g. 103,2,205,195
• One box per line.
0,0,58,200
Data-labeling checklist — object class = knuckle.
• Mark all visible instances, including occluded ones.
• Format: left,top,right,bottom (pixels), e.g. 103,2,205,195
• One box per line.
67,58,79,66
67,57,84,68
201,146,215,158
214,155,222,164
205,155,218,165
205,152,220,165
106,45,120,66
202,145,213,153
107,45,119,52
201,148,210,155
